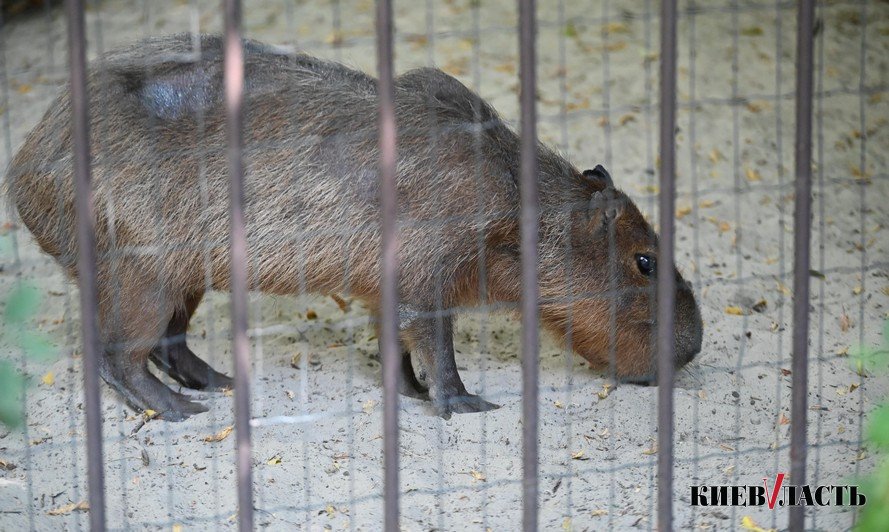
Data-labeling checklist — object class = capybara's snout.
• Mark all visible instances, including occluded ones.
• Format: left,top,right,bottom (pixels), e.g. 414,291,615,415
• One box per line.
673,278,703,369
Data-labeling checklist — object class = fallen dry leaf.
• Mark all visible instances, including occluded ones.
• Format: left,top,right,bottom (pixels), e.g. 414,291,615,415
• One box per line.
778,413,790,425
267,455,282,465
571,449,588,460
330,294,350,312
470,469,486,482
554,400,565,409
725,306,745,316
306,309,318,320
597,383,613,400
745,168,762,182
203,425,233,443
676,205,692,219
709,148,725,164
740,515,775,532
47,501,89,516
362,399,377,414
591,509,608,517
840,312,852,332
41,372,55,386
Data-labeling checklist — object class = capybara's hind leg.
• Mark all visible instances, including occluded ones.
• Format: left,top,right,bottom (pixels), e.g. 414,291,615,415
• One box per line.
150,292,233,391
99,278,207,421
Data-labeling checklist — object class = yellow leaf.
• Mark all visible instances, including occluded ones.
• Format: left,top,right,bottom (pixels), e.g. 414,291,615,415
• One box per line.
699,199,717,208
203,425,233,443
709,148,725,164
47,501,89,516
143,409,158,419
852,285,862,295
603,22,630,34
470,469,486,482
172,525,183,532
362,399,377,414
725,306,745,316
778,413,790,425
676,205,692,219
740,515,775,532
571,449,585,460
597,383,613,400
591,509,608,517
745,168,762,182
618,113,636,126
325,504,336,517
267,455,282,465
41,372,55,386
554,400,564,409
562,516,572,530
641,443,658,455
718,221,732,233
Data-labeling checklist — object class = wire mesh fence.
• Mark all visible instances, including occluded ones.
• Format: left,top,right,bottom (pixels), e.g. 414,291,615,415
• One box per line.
0,0,887,531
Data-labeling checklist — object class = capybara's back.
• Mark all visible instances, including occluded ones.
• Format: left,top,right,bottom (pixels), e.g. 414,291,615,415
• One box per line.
8,33,702,420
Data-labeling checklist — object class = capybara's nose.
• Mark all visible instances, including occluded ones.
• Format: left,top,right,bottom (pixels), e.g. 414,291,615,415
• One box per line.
674,282,703,369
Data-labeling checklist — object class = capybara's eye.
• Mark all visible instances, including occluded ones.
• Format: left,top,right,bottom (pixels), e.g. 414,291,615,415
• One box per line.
636,254,656,276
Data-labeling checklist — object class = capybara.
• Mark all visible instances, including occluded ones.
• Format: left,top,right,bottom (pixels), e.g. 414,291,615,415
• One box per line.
7,34,702,420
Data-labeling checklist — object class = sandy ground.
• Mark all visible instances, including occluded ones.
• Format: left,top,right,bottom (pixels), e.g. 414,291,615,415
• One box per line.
0,0,888,530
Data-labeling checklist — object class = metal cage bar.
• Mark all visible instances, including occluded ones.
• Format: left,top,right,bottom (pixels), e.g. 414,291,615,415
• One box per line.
656,0,678,530
376,0,401,530
222,0,254,530
65,0,106,529
518,0,540,530
789,0,815,530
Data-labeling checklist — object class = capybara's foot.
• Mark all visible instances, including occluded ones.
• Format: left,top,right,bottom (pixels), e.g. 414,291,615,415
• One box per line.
399,351,429,400
100,353,209,421
150,344,233,391
431,388,499,419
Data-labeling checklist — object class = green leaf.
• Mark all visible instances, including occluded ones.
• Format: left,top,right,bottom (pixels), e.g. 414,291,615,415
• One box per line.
867,404,889,447
5,284,41,324
18,331,55,362
564,22,578,38
0,361,24,428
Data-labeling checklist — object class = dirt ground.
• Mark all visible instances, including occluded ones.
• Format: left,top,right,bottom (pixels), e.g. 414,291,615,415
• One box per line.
1,0,888,530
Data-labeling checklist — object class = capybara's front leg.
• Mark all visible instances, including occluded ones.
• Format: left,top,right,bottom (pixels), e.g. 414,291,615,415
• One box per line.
400,307,498,419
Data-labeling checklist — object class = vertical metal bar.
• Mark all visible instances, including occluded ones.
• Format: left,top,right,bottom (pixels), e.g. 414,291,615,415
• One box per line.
518,0,539,530
656,0,677,530
789,1,815,530
65,0,105,529
376,1,400,530
222,1,253,530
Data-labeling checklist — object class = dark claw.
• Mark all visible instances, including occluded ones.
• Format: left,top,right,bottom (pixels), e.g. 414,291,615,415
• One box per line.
100,353,209,422
151,344,233,391
433,391,499,419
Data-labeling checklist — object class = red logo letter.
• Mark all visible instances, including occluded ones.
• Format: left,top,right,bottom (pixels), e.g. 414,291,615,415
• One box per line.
763,473,786,510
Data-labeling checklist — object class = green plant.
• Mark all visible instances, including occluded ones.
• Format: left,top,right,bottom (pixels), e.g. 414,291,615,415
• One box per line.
854,319,889,531
0,282,55,428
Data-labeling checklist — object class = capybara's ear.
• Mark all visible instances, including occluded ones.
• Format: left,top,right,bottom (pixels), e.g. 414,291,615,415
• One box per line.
588,188,623,226
582,164,613,189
